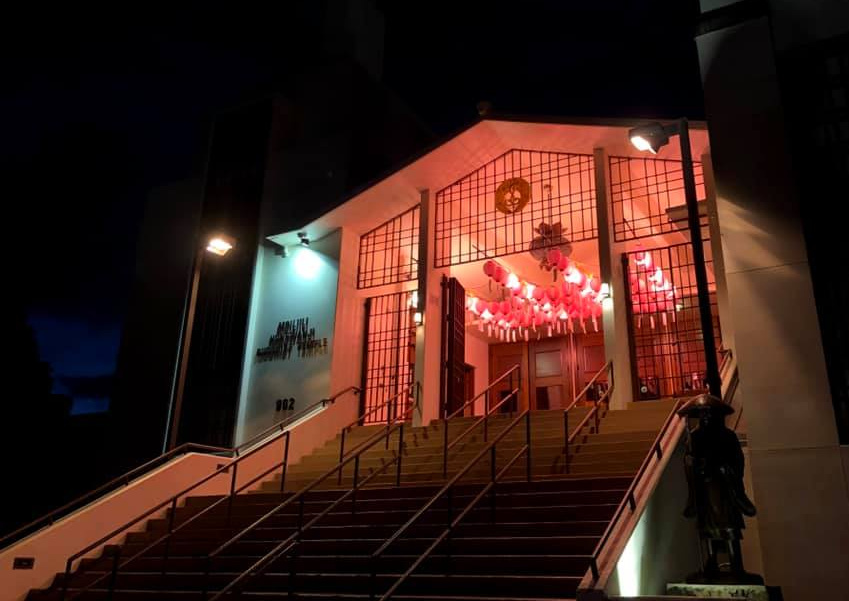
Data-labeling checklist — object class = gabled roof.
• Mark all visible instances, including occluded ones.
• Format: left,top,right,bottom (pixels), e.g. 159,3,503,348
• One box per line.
269,115,709,245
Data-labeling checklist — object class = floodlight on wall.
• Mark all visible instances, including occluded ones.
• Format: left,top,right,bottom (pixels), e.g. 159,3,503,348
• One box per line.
628,122,677,154
413,311,423,326
297,232,310,246
598,282,612,301
206,234,236,256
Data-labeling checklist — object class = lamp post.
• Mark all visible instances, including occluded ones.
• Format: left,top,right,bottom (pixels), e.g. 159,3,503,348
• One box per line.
164,233,236,451
629,119,721,396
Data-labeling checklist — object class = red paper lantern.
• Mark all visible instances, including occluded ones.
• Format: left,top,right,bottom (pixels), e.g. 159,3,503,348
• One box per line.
483,260,496,277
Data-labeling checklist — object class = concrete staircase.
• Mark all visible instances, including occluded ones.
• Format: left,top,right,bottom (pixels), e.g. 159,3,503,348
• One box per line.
29,399,677,601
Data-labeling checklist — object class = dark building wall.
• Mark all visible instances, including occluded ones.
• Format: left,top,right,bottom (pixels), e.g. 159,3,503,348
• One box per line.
110,178,204,466
112,62,434,459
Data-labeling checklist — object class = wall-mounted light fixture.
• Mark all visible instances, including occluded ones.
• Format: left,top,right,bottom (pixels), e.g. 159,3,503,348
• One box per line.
598,282,612,301
297,232,310,246
413,311,423,326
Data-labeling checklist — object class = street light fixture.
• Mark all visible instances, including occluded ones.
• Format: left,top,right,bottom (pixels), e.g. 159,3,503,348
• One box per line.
206,234,235,256
628,119,722,396
164,232,237,450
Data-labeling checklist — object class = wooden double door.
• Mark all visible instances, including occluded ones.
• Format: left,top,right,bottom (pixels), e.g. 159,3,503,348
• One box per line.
488,333,606,413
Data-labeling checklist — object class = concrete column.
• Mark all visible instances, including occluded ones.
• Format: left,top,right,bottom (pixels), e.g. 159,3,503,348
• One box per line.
594,147,635,410
701,152,735,353
697,13,849,601
414,189,446,426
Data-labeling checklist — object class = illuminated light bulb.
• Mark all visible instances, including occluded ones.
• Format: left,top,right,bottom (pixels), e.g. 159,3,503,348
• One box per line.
525,283,535,300
481,309,493,320
630,134,655,153
206,237,234,256
506,273,520,290
634,253,653,269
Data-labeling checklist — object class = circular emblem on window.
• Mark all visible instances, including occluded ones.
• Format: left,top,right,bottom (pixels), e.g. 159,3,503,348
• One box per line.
495,177,531,214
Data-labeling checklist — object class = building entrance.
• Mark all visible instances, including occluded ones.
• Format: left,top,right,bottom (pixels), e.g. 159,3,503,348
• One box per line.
488,331,607,413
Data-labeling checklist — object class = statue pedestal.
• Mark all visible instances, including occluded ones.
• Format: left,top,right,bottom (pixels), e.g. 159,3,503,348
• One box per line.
667,583,778,601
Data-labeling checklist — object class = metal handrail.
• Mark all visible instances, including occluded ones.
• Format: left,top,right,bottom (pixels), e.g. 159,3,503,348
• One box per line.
372,407,532,601
337,383,420,483
445,363,521,420
0,442,229,550
4,388,362,552
563,361,613,474
236,385,361,453
582,349,741,585
441,364,521,478
204,384,419,601
60,386,361,601
585,397,683,581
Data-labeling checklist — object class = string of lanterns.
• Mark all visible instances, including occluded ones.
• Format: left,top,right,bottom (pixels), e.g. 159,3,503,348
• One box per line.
630,248,678,329
467,251,604,341
467,248,679,340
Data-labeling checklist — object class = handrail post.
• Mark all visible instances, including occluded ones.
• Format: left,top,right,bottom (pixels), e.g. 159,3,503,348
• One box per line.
61,559,72,601
509,368,514,418
442,417,449,479
106,546,121,601
396,424,404,487
526,411,532,482
227,461,238,525
279,431,290,493
352,455,360,515
338,429,346,485
161,497,178,580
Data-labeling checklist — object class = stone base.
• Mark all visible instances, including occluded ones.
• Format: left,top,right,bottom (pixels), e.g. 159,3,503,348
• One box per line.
667,583,771,600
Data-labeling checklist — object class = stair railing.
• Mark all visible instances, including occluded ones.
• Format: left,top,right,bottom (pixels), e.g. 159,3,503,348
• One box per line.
584,397,683,581
370,407,533,601
563,361,613,474
202,382,419,601
58,385,361,601
580,347,741,591
337,380,420,483
0,442,230,551
441,363,521,478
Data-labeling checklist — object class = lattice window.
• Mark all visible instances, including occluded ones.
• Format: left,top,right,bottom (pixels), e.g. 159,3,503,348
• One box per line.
434,149,596,268
358,205,420,289
610,156,707,242
362,290,416,424
625,242,721,399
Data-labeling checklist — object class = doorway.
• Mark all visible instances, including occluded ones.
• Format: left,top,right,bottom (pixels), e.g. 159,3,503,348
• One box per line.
489,332,607,412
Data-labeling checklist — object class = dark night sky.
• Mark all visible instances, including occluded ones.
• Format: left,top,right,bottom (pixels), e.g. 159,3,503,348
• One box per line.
3,1,704,405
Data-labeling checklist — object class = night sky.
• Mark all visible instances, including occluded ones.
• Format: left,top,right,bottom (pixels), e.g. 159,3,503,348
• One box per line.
3,1,704,410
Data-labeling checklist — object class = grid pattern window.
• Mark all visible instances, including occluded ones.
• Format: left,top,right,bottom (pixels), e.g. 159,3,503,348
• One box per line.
357,205,420,289
362,290,416,424
434,149,596,268
610,156,707,242
625,242,721,400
